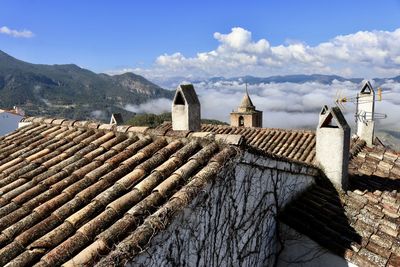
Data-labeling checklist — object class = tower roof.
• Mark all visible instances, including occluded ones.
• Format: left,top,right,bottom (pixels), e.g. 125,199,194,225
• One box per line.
237,85,256,112
239,91,255,109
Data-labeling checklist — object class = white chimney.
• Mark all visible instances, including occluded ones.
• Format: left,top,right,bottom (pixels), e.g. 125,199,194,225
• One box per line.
316,106,350,190
356,81,375,146
172,84,201,131
110,113,123,125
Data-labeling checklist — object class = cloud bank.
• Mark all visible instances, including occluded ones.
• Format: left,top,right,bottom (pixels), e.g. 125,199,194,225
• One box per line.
0,26,34,38
125,80,400,130
110,27,400,83
124,98,171,114
117,26,400,130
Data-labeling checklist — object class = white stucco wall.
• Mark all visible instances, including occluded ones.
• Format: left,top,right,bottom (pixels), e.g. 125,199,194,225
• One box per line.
129,152,317,267
316,126,350,190
0,112,23,136
278,224,357,267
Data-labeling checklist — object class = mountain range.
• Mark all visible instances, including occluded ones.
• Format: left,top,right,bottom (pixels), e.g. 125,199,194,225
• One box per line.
0,50,174,121
193,74,400,86
1,49,400,125
154,73,400,89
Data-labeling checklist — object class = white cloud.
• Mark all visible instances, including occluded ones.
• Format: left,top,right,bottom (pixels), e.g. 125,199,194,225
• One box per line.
108,27,400,132
0,26,34,38
194,80,355,128
125,80,400,131
125,98,171,114
90,110,106,120
110,27,400,83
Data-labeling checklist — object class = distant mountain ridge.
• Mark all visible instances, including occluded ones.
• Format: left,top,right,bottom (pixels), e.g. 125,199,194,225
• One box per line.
194,74,400,85
157,73,400,88
0,50,173,121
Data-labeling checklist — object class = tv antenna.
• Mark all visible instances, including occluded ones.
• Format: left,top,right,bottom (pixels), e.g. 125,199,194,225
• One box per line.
334,87,387,123
335,87,383,107
355,110,387,123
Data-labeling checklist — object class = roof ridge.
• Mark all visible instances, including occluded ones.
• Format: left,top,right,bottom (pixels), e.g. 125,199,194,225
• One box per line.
201,123,316,134
21,116,150,134
158,121,316,134
20,117,244,148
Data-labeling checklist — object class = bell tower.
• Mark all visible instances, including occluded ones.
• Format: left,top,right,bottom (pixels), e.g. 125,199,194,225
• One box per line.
230,85,263,127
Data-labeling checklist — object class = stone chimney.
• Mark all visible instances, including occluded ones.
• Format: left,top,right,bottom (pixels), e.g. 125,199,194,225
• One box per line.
316,106,350,190
356,81,375,146
172,84,201,131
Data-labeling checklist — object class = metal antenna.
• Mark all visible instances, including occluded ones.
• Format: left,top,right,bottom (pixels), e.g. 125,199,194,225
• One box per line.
355,111,387,123
335,87,384,106
334,87,388,123
334,89,347,111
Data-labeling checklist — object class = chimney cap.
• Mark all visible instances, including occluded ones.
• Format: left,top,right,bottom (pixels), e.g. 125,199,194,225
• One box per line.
173,84,200,106
320,105,329,115
318,106,350,130
360,81,375,95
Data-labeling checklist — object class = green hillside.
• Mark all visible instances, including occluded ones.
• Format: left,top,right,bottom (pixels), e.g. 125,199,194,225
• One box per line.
0,50,174,121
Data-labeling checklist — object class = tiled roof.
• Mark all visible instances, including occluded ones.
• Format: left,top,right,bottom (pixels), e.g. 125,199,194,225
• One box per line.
0,117,238,266
349,143,400,180
3,116,399,266
280,143,400,267
155,122,316,164
159,120,400,266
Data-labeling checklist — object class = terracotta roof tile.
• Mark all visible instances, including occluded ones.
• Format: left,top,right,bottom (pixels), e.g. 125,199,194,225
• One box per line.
0,117,237,266
82,146,237,267
155,122,317,165
3,117,398,266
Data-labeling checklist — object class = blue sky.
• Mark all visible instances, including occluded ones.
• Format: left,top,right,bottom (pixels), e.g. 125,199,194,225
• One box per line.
1,0,400,78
